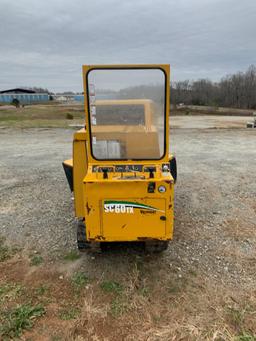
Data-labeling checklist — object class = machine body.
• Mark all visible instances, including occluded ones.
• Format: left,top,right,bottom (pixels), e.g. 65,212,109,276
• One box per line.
63,64,176,252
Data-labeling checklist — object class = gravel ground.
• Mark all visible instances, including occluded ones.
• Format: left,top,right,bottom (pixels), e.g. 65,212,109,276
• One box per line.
0,125,255,288
0,128,75,254
171,115,252,128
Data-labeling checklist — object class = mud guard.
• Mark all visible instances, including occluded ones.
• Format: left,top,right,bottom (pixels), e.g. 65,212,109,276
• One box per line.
169,155,177,183
63,159,73,192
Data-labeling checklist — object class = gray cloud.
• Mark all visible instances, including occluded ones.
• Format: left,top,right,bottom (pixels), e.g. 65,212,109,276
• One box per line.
0,0,256,91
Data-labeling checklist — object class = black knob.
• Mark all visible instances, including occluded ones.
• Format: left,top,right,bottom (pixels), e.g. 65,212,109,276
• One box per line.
147,182,155,193
101,167,108,179
148,167,155,178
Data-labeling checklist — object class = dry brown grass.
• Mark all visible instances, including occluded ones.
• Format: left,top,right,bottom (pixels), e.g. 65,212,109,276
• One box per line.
61,252,255,341
0,240,255,340
0,103,84,128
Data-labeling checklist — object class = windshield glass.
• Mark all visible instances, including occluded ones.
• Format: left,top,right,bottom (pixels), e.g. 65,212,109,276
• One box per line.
87,68,166,160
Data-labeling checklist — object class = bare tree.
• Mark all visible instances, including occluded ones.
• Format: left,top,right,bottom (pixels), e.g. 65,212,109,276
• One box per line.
170,65,256,109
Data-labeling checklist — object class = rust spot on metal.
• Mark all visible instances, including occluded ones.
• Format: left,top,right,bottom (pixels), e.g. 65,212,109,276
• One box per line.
165,180,173,185
94,235,106,240
86,203,91,214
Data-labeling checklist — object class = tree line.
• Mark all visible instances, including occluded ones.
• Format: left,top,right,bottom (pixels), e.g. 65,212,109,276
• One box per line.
171,65,256,109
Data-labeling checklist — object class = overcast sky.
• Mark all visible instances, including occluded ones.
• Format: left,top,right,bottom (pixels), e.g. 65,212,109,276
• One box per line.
0,0,256,92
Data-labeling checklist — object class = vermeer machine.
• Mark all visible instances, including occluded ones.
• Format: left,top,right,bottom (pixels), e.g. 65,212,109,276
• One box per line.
63,64,177,252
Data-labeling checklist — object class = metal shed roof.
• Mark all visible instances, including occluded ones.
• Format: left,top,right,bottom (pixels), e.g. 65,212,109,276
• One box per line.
0,88,36,94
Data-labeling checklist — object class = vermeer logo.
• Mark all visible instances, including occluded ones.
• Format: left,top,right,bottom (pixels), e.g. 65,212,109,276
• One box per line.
104,201,163,214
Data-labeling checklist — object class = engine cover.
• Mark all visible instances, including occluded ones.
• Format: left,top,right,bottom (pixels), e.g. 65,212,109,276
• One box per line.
83,171,174,242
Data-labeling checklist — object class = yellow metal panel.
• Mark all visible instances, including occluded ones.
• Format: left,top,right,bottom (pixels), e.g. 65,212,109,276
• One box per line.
93,99,153,130
83,169,174,242
90,128,159,159
166,184,174,237
73,131,88,217
74,128,87,141
102,198,166,240
63,159,73,167
94,99,152,106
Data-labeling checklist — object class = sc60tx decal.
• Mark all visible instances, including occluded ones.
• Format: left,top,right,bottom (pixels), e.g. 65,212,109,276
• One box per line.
103,201,163,214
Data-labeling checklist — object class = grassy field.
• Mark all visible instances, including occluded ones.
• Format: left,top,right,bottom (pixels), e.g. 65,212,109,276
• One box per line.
0,103,85,128
1,239,255,340
0,102,253,130
173,105,254,116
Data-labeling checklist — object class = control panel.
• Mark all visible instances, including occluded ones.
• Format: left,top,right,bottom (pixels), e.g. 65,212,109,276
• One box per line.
92,164,170,173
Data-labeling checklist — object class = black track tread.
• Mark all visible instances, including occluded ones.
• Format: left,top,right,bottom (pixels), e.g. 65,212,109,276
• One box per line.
76,219,91,251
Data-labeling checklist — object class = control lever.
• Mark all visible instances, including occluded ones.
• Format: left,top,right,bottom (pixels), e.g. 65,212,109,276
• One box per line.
148,167,155,179
101,167,109,179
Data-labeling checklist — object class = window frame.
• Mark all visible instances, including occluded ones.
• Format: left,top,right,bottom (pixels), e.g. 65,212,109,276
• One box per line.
84,65,168,162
